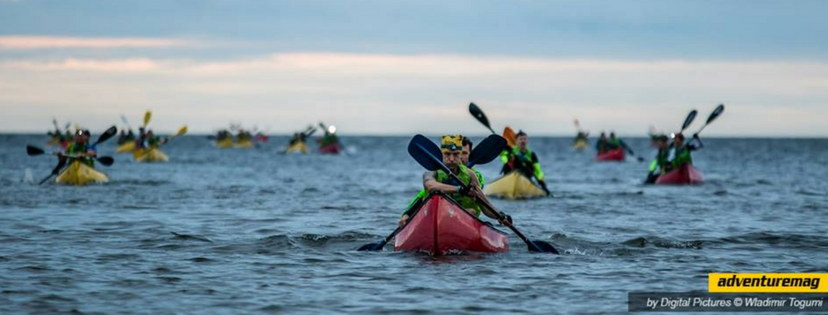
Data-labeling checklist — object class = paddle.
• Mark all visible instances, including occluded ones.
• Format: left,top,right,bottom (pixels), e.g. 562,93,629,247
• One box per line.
38,158,66,185
681,109,698,133
143,110,152,128
694,104,724,135
503,127,516,148
27,145,115,165
468,102,497,134
120,115,133,132
29,126,118,184
407,134,559,254
467,134,507,168
166,126,188,141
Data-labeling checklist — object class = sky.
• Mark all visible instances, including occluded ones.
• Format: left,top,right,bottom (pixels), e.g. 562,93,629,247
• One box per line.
1,0,827,137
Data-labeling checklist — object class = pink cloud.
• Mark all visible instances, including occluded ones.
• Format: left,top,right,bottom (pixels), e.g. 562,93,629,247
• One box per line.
0,36,198,49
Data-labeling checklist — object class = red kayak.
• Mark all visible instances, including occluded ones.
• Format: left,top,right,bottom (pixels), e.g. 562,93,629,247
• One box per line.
596,148,625,161
318,142,341,154
395,193,509,255
656,164,704,185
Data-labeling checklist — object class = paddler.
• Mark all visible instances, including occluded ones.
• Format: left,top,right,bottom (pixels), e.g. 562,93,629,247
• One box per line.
117,129,135,145
499,130,550,195
644,134,670,184
574,130,589,144
607,132,634,153
399,135,511,227
595,131,608,154
666,133,703,171
62,129,98,166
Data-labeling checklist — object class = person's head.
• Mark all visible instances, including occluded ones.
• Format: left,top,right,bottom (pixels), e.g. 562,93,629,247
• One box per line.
139,127,146,136
600,131,606,138
147,130,155,137
516,130,528,150
441,134,464,171
74,129,90,144
610,132,616,139
674,133,685,146
657,135,669,149
461,136,473,165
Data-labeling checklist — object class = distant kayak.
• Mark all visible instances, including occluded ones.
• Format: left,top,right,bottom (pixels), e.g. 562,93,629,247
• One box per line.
215,137,233,149
395,193,509,255
596,148,625,161
56,161,108,185
656,164,704,185
134,147,169,163
483,172,547,200
116,142,135,153
234,139,254,149
573,139,588,150
285,141,308,154
319,142,341,155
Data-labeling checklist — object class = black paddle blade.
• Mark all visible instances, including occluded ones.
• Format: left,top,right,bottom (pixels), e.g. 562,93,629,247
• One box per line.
26,145,45,156
706,104,725,124
681,110,698,131
467,135,507,167
469,102,491,129
528,240,560,254
97,156,115,166
93,126,118,146
407,135,444,172
357,242,384,251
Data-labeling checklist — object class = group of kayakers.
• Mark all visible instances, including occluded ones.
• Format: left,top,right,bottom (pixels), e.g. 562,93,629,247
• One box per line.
284,122,343,155
214,127,267,149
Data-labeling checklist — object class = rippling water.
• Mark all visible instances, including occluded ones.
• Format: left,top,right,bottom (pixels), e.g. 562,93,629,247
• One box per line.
1,134,826,314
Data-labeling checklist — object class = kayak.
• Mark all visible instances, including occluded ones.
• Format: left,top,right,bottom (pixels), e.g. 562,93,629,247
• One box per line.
483,172,547,199
56,161,108,185
116,141,135,153
394,193,509,255
215,137,233,149
656,164,704,185
319,142,341,154
285,141,308,154
134,147,169,163
596,148,625,161
46,136,62,146
234,139,254,149
573,139,588,150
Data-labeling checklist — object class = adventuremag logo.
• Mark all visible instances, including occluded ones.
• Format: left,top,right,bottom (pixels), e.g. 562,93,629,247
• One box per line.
709,273,827,293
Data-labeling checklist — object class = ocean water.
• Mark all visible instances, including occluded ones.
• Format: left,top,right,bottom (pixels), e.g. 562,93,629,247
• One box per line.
1,134,826,314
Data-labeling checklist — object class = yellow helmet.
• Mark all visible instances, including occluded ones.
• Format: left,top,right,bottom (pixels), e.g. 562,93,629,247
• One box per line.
441,134,463,153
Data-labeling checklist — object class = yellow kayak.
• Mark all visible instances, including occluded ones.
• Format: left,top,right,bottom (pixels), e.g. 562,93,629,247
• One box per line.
285,141,308,154
134,147,169,163
56,161,109,185
234,139,254,149
483,172,547,200
116,141,135,153
215,137,233,149
573,139,588,150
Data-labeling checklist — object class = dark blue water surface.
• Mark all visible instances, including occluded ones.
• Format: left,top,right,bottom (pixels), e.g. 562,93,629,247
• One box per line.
1,134,826,314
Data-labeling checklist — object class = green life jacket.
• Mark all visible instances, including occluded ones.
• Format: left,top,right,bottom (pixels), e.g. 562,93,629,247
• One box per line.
435,165,482,217
406,166,485,214
510,147,545,181
650,148,670,172
65,142,94,166
671,146,693,169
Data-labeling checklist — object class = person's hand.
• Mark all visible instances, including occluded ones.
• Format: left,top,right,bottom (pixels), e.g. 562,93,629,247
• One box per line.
498,211,513,226
693,133,700,139
398,214,410,227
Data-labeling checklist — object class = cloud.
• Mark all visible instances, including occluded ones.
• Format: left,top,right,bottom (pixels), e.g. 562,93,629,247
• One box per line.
0,36,200,50
1,53,827,136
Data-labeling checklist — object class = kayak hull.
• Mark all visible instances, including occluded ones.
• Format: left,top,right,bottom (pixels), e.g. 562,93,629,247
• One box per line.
215,138,233,149
596,148,625,161
395,194,509,255
573,140,588,150
286,141,308,154
56,161,108,185
656,164,704,185
134,148,169,163
319,142,341,155
483,172,547,200
234,139,254,149
116,142,135,153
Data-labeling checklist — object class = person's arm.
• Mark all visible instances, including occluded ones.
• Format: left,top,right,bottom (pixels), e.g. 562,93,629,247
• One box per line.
423,171,463,194
531,152,544,181
688,134,704,150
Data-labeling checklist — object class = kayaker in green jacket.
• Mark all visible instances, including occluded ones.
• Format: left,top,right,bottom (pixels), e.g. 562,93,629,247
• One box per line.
62,129,98,166
500,131,550,195
403,135,484,218
399,134,509,227
666,133,703,171
644,134,670,184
